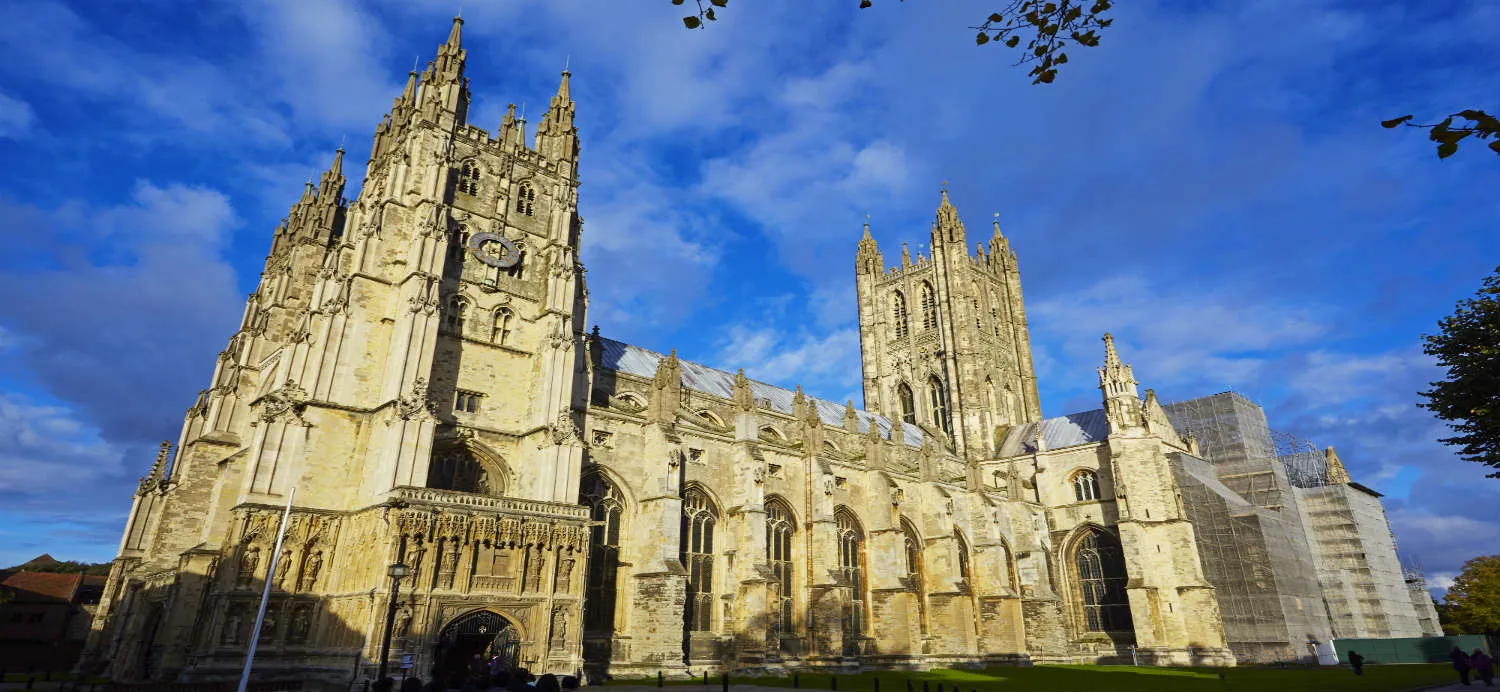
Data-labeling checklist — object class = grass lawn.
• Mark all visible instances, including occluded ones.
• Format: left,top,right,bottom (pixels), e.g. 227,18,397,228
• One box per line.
614,664,1456,692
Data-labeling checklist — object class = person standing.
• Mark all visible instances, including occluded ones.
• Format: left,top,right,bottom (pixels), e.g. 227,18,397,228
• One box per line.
1348,650,1365,676
1471,649,1494,687
1454,647,1475,686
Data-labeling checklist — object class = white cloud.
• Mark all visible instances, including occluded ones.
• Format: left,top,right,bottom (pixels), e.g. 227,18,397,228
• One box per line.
0,91,34,139
0,394,126,493
711,325,862,401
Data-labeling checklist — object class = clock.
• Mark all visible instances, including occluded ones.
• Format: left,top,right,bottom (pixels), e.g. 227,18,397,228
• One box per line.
466,232,521,269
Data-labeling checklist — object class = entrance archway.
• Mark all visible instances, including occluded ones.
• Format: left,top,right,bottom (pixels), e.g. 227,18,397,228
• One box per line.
435,610,522,685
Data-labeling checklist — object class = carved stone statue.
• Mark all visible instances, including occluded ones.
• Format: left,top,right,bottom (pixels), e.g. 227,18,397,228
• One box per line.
288,605,312,644
299,551,323,592
237,547,260,588
274,549,292,589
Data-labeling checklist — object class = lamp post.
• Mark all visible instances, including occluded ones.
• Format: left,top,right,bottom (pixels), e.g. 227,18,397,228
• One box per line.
377,562,412,681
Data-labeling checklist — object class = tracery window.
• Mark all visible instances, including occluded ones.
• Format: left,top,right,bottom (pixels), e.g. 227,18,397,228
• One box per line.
954,528,971,585
901,518,928,634
920,281,938,330
991,305,1001,338
836,509,867,639
681,488,718,633
766,498,796,640
582,475,624,634
973,298,982,330
445,297,469,335
492,307,513,345
897,382,916,425
515,182,536,216
1074,527,1132,632
928,376,951,436
427,445,501,495
892,291,910,339
458,159,481,196
1072,470,1101,502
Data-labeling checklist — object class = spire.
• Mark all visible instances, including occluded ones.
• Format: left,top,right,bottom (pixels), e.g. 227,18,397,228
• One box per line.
1098,332,1144,433
137,441,172,495
901,242,912,268
317,148,345,200
855,215,882,275
445,14,463,48
536,68,579,163
935,184,966,245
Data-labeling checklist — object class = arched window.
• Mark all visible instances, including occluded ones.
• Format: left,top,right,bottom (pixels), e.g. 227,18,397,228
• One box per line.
954,528,971,585
928,376,951,436
766,498,796,641
892,291,910,339
901,518,928,634
458,159,481,196
991,305,1001,338
515,182,536,216
1073,527,1132,632
446,296,469,335
1072,470,1101,502
836,509,867,647
506,241,527,280
582,475,624,635
449,225,470,263
920,281,938,330
427,445,502,496
681,488,718,633
492,307,513,345
897,383,916,425
973,298,982,330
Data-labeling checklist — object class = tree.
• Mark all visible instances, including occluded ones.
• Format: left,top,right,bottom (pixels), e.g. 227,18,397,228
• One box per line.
671,1,1498,158
1419,266,1500,478
1442,555,1500,635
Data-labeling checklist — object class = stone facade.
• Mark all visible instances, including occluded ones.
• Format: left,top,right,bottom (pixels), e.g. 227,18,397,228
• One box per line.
80,19,1429,687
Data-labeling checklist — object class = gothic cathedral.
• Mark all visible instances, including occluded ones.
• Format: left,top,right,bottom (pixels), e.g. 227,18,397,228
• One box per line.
82,18,1437,687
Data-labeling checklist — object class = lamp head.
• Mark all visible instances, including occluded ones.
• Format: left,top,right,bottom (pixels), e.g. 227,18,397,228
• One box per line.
388,562,411,580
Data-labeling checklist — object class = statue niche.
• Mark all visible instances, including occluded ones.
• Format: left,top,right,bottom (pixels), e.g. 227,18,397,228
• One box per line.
427,443,505,496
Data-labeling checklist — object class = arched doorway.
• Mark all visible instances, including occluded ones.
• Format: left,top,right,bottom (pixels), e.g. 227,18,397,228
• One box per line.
435,610,522,684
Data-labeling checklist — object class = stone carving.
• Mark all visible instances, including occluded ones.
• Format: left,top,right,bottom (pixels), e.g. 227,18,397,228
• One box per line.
557,558,575,592
823,476,834,496
753,465,766,485
549,412,583,446
299,551,322,592
258,380,310,424
549,607,568,647
237,547,260,588
288,604,312,644
393,607,412,639
223,604,247,645
393,378,438,424
274,549,293,589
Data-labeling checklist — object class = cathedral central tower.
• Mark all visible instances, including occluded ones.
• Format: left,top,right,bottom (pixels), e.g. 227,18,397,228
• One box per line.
854,191,1041,460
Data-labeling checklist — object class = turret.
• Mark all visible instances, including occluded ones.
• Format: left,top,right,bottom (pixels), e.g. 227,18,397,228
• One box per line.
412,16,469,130
535,69,579,166
1098,332,1145,433
855,219,883,275
934,188,967,246
1325,446,1352,484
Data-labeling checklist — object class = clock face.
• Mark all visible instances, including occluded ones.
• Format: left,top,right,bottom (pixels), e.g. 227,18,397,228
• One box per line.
467,232,520,269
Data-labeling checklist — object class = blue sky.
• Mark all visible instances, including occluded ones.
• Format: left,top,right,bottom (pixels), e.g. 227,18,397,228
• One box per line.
0,0,1494,596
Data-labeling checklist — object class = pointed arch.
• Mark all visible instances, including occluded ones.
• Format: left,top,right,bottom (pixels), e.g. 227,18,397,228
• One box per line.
835,507,868,644
953,527,972,585
897,382,917,425
681,486,720,633
427,439,510,497
445,295,471,335
892,290,910,339
515,181,536,216
1069,469,1102,502
765,496,798,642
492,307,514,345
1067,524,1133,633
920,281,938,330
457,159,481,196
927,375,951,437
581,471,627,637
899,515,928,634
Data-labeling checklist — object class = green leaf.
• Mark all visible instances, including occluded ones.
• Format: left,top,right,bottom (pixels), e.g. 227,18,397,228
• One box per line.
1489,140,1500,155
1437,140,1459,158
1006,35,1021,47
705,7,716,20
1381,115,1414,129
861,0,873,6
710,0,728,6
683,15,701,28
1055,52,1069,64
989,12,1004,21
672,0,685,4
976,32,990,45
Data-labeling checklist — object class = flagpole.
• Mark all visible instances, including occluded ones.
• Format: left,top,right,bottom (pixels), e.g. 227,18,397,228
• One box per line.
238,487,296,692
